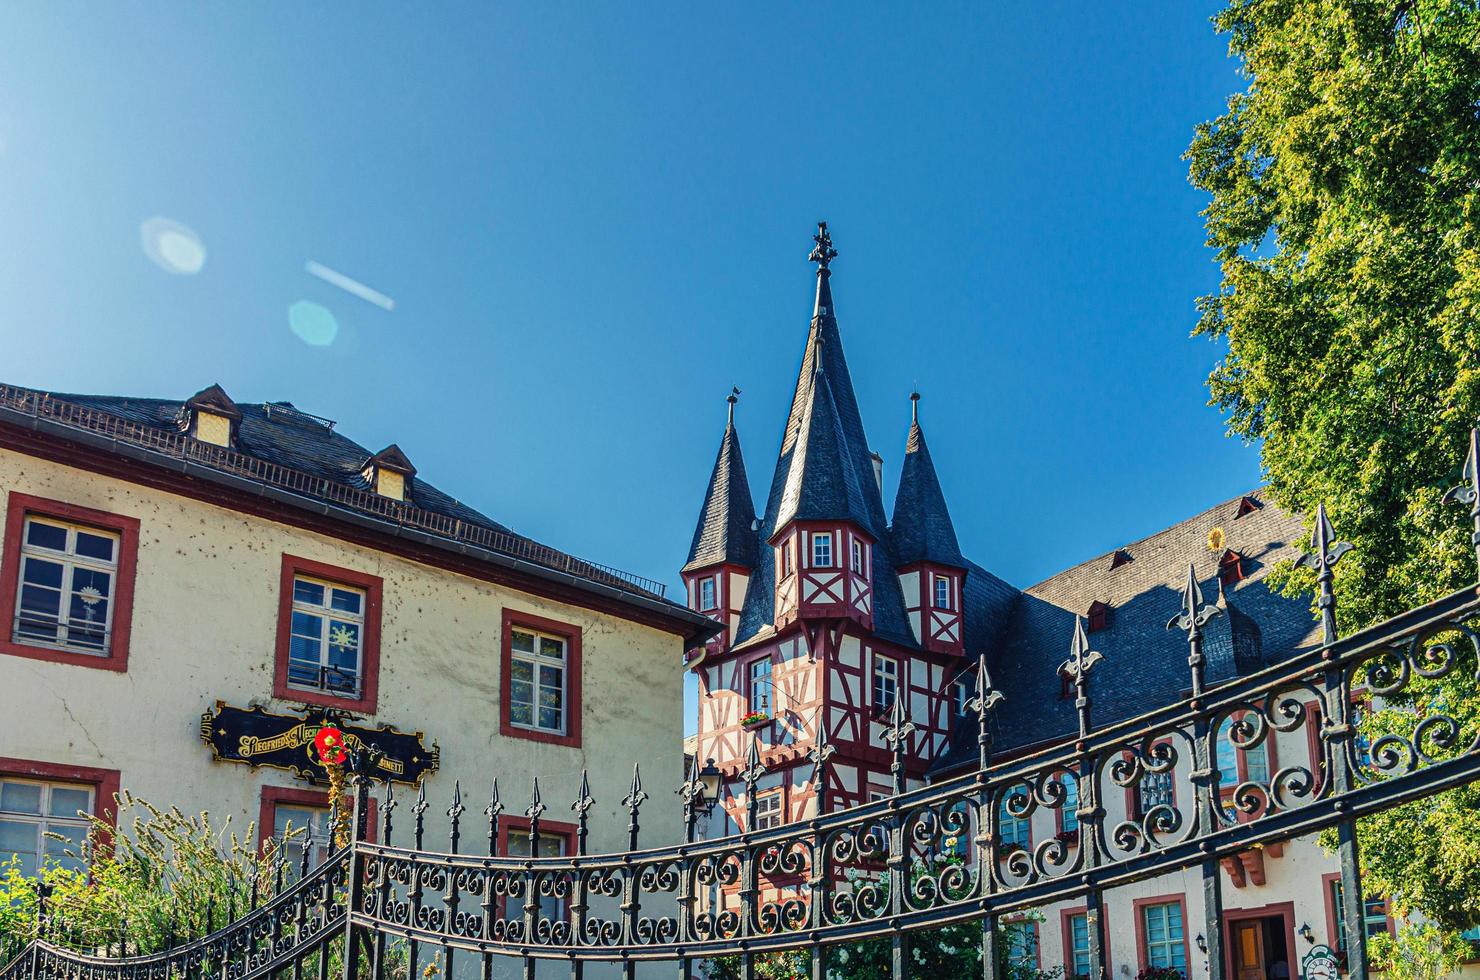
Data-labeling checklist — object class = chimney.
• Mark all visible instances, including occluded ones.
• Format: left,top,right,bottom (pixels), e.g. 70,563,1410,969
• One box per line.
870,452,884,497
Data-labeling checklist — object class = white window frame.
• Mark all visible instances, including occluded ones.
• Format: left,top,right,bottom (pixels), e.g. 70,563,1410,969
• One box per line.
748,657,773,715
850,538,866,575
933,575,953,610
0,777,94,876
506,827,568,919
952,675,973,717
698,576,717,611
811,532,833,568
999,795,1030,848
1068,912,1091,978
1141,901,1187,973
287,575,367,696
871,654,898,712
13,516,119,654
271,802,333,876
509,626,569,735
754,790,783,831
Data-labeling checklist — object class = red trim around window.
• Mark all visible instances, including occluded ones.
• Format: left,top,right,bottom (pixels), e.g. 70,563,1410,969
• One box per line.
1321,871,1393,955
1133,893,1189,974
1059,904,1111,980
497,815,577,917
258,783,377,851
0,757,122,850
1123,742,1178,822
0,493,140,672
1002,918,1041,970
499,609,582,748
273,555,382,715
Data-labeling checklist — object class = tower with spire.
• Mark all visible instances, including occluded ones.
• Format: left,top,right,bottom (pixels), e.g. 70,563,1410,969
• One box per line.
682,223,974,833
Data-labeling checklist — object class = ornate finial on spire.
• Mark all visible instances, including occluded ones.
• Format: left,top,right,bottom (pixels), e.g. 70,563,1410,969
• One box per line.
727,386,740,426
808,221,837,271
910,390,921,423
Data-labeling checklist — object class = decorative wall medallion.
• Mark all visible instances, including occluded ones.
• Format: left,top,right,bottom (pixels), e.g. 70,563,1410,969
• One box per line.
199,701,439,785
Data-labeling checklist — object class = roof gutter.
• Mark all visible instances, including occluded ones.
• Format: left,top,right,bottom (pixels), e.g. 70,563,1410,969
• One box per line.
0,406,722,646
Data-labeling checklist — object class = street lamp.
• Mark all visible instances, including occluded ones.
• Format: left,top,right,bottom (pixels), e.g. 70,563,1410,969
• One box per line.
697,758,722,807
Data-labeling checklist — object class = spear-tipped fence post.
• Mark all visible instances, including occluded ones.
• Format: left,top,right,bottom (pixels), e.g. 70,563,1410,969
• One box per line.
444,781,466,980
339,747,376,980
677,763,713,980
1442,426,1480,576
1299,503,1366,977
806,717,835,980
480,780,503,980
965,653,1005,980
620,766,648,980
1060,618,1106,980
406,781,429,980
880,697,917,979
1168,564,1225,980
735,737,766,980
522,778,548,980
570,772,594,980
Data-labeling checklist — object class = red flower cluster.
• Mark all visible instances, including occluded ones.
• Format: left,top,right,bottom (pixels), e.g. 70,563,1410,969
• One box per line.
314,725,347,766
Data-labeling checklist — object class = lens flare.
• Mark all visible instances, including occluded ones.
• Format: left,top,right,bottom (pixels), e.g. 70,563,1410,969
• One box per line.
139,217,206,275
289,301,339,347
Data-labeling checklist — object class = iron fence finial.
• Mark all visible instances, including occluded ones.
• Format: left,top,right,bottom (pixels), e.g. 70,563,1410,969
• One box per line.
1297,502,1353,645
882,694,917,795
448,780,465,854
484,779,503,857
623,764,648,849
741,735,767,830
967,650,1005,771
807,715,835,804
1059,616,1103,740
1168,562,1222,698
380,781,396,846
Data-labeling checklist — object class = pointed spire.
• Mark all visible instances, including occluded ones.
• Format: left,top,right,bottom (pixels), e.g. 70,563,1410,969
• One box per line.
684,389,759,573
775,366,872,531
809,221,838,321
892,390,964,568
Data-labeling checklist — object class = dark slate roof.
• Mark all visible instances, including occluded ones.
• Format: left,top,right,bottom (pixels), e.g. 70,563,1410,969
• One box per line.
684,420,760,573
734,268,917,650
891,416,964,568
932,490,1322,774
775,367,874,531
46,391,512,534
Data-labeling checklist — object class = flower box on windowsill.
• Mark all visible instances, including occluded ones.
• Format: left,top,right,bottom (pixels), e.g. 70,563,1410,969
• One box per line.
1053,829,1079,847
740,712,771,729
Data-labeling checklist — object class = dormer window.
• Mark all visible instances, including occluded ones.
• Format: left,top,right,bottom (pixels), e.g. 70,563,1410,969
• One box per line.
1219,550,1244,586
362,445,416,502
933,575,953,610
812,533,833,568
1109,549,1133,570
1087,600,1109,633
1235,496,1261,519
698,577,716,612
182,384,242,449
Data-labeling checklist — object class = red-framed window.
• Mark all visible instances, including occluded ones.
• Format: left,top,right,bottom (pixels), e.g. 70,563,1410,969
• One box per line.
1124,743,1178,822
1133,893,1189,975
754,787,785,831
1322,872,1393,959
932,573,954,611
998,792,1031,851
1003,918,1040,970
273,555,382,714
0,757,120,873
871,652,900,715
1060,905,1111,980
498,816,577,919
0,493,140,672
258,785,377,865
810,531,834,569
1216,710,1277,817
500,609,582,748
747,655,774,717
1054,772,1080,837
697,576,717,612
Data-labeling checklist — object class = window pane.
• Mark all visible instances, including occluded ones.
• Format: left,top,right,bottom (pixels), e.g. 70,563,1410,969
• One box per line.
330,589,362,614
0,819,37,858
21,558,64,589
511,630,535,653
0,783,43,814
293,579,326,606
25,521,67,551
538,707,562,731
74,532,115,562
511,680,534,705
511,702,534,726
292,611,324,639
48,788,91,818
539,637,564,660
510,660,534,683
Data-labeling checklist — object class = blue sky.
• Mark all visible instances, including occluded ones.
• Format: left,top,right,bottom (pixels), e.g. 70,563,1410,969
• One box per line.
0,5,1255,728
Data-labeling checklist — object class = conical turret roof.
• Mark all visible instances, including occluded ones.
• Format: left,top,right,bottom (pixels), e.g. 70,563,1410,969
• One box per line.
684,399,759,573
891,396,964,568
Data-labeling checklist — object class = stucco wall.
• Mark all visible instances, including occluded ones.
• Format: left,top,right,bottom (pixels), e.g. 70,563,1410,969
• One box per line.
0,448,684,859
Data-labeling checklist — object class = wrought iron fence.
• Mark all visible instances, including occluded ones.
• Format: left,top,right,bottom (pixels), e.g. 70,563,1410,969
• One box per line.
8,433,1480,980
0,384,666,599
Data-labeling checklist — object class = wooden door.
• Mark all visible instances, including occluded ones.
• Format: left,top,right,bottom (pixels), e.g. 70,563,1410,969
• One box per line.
1231,920,1266,980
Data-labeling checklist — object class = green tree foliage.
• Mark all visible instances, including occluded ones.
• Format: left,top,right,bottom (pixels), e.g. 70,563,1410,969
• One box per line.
1186,0,1480,944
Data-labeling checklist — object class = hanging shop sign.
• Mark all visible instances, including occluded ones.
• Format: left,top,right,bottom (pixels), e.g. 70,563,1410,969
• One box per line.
199,701,439,786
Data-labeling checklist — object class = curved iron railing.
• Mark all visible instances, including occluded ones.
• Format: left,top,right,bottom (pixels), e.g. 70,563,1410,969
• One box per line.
9,431,1480,980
